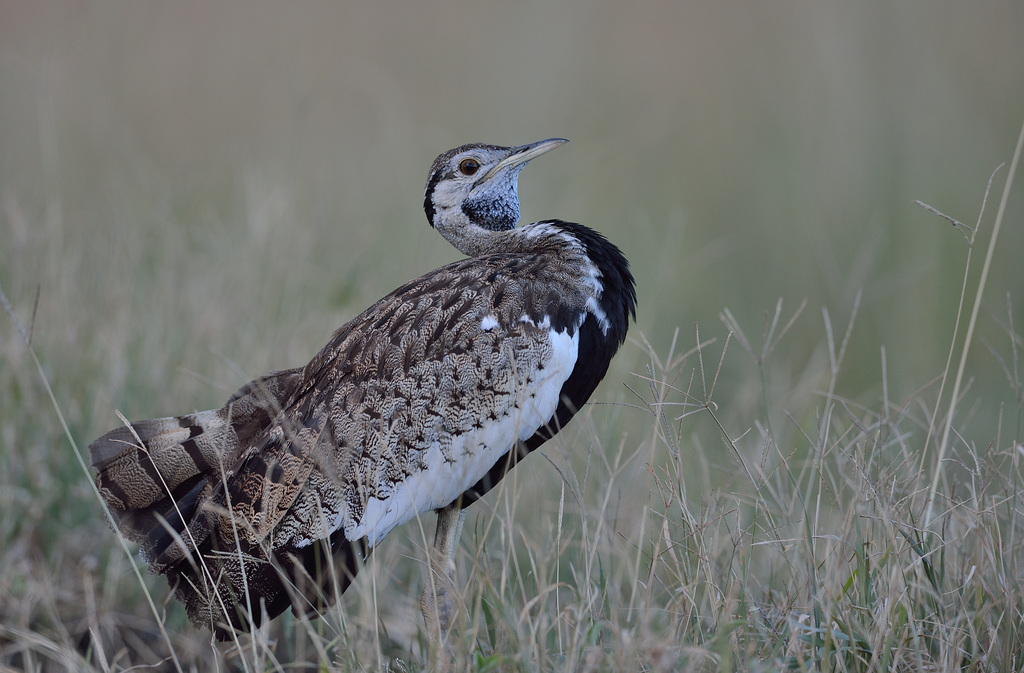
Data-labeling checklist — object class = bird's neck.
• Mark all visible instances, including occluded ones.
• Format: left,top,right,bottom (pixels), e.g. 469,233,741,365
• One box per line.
436,219,584,258
433,219,507,256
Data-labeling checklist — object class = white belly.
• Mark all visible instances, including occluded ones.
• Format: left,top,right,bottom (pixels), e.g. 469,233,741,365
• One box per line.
349,326,578,547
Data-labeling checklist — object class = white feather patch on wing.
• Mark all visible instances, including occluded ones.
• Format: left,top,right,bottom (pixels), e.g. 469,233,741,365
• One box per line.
480,314,499,331
347,324,579,547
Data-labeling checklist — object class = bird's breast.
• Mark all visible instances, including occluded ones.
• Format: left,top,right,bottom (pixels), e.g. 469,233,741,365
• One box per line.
342,323,579,547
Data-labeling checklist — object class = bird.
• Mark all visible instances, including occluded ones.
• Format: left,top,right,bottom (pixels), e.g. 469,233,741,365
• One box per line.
89,138,636,647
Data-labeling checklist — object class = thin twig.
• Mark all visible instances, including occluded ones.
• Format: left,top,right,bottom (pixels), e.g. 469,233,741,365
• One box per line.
926,119,1024,527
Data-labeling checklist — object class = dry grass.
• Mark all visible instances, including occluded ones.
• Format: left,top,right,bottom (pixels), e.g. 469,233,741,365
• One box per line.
2,3,1024,670
2,128,1023,670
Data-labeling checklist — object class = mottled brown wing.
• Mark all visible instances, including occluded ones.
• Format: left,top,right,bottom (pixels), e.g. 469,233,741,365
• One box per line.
210,258,571,537
175,252,587,635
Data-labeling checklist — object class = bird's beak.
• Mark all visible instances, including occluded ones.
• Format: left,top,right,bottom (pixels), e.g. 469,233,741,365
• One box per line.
479,138,569,183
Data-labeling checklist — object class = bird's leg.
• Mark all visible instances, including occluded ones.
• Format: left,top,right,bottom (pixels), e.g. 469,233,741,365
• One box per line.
421,501,466,662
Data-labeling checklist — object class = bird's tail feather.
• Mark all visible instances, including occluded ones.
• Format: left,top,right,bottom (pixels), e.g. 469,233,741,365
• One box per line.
88,368,364,637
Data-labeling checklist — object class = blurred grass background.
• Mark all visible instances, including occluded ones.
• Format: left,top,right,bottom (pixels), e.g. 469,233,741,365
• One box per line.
2,1,1023,671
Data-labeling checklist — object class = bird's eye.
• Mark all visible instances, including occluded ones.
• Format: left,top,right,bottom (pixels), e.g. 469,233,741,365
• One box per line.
458,158,481,176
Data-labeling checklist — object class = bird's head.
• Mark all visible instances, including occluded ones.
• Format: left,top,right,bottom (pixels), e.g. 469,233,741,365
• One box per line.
423,138,567,255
